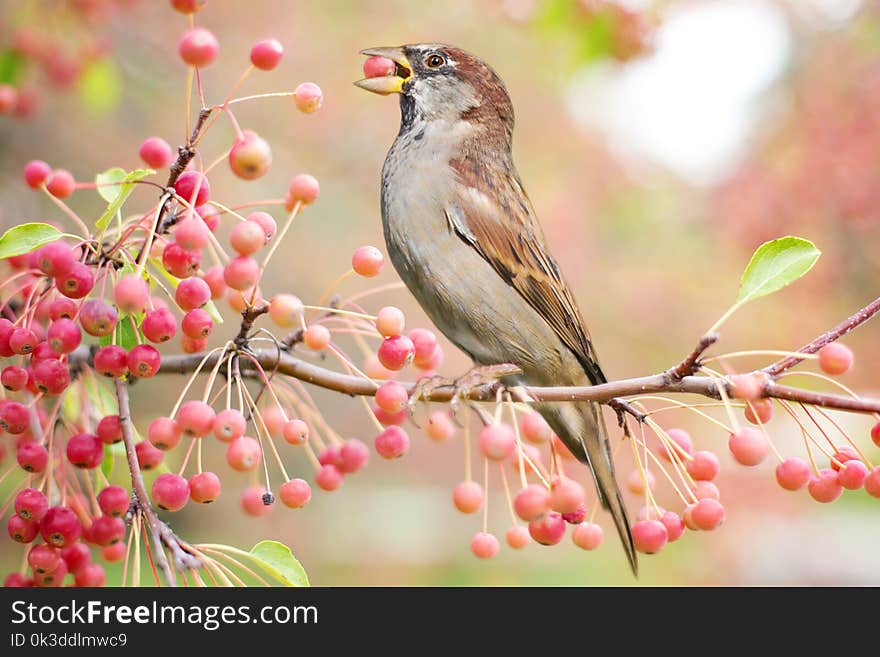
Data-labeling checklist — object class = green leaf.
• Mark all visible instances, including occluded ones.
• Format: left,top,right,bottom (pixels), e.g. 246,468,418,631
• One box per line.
0,223,63,259
99,314,144,351
77,57,121,115
95,168,155,230
83,372,119,418
0,49,25,86
248,540,309,587
736,236,821,304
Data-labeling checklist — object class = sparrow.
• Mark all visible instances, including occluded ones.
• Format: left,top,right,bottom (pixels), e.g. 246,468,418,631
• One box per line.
356,44,637,573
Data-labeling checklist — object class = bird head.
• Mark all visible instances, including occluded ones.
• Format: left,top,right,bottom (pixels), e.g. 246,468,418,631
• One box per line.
355,44,514,134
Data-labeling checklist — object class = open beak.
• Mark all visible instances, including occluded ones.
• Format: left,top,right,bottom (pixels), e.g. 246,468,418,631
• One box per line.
355,46,413,95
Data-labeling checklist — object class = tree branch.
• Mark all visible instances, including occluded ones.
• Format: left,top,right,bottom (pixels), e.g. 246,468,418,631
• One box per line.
115,377,200,586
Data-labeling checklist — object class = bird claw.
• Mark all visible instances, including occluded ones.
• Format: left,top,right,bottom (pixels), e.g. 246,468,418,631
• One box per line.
448,363,521,425
407,374,454,426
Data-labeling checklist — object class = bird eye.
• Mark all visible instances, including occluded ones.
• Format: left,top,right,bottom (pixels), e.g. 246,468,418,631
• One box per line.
424,53,446,69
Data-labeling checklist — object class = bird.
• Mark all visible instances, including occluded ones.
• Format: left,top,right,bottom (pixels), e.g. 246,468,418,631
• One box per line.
356,44,637,574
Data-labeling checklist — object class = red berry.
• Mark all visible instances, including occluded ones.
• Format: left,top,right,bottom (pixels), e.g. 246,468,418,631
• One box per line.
686,450,720,481
4,573,32,587
293,82,322,114
28,544,62,574
830,446,860,472
314,464,344,492
744,398,773,425
89,515,125,546
139,136,173,168
287,173,320,205
470,532,500,559
34,560,68,587
46,169,75,198
213,409,246,442
363,55,396,78
659,428,693,461
127,344,161,378
478,423,516,461
114,275,149,315
142,307,177,343
74,562,105,586
408,328,438,367
375,381,409,414
377,335,414,371
452,481,484,514
506,526,531,549
775,457,811,491
32,358,70,395
47,318,81,354
338,439,369,473
248,211,277,242
728,427,770,466
93,345,128,377
175,213,210,251
279,479,311,508
528,512,566,546
175,277,211,311
162,242,201,278
660,511,685,542
170,0,206,13
351,245,384,277
818,343,853,376
729,373,765,400
229,130,272,181
250,38,284,70
66,433,103,469
282,419,309,445
572,522,604,550
226,436,262,471
177,400,216,438
15,488,49,522
837,460,869,490
223,256,260,291
60,543,91,574
241,486,274,516
9,327,37,354
808,468,844,503
55,262,94,299
230,220,267,256
97,486,129,517
179,27,219,68
189,471,221,503
41,506,82,547
2,400,31,434
8,515,40,543
17,442,49,472
33,242,75,277
151,473,190,511
550,476,586,514
514,484,550,521
135,441,164,470
203,265,227,298
632,519,668,554
864,466,880,498
690,498,725,530
23,159,51,188
374,425,409,459
49,298,78,321
871,421,880,449
2,365,29,391
79,299,118,337
173,170,211,206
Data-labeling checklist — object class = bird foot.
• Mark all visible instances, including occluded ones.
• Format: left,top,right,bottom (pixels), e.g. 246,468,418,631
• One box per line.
448,363,521,423
407,374,455,426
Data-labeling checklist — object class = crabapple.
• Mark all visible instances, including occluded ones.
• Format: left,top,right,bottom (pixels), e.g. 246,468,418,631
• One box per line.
728,427,769,466
282,419,309,445
79,299,118,337
66,433,103,469
229,130,272,180
261,405,285,435
89,515,125,546
830,446,860,471
287,173,320,205
15,488,48,522
632,520,667,554
375,381,408,414
376,306,405,337
303,324,331,350
97,486,129,517
241,486,274,516
513,484,550,521
23,159,51,188
9,328,37,354
162,242,201,278
203,265,227,298
315,464,344,492
142,308,177,343
318,446,341,467
279,479,311,508
175,277,211,310
626,468,654,495
139,136,173,168
197,203,220,232
226,436,262,471
189,471,221,503
41,507,82,547
808,468,844,503
174,214,210,251
114,274,149,314
152,473,190,512
101,543,126,563
690,499,725,531
269,294,303,327
528,512,566,546
49,298,77,320
339,439,370,473
230,220,266,255
686,450,720,481
692,480,720,501
127,344,161,378
2,401,30,434
506,526,531,549
135,441,164,470
818,343,853,376
520,412,553,444
659,428,693,461
148,416,182,450
363,55,396,78
375,426,409,459
179,27,219,68
46,169,75,198
93,345,127,377
470,532,500,559
550,476,585,514
56,262,94,298
250,38,284,70
74,563,105,587
17,442,49,472
60,543,90,574
223,256,259,290
729,373,765,400
28,544,61,574
660,511,685,542
744,398,773,425
173,170,211,206
8,515,39,543
864,467,880,498
33,242,75,277
47,318,81,353
213,408,246,442
775,457,811,491
377,335,414,370
293,82,323,114
837,460,869,490
562,504,587,525
33,359,70,394
351,246,384,277
452,481,483,514
426,411,455,442
572,522,604,550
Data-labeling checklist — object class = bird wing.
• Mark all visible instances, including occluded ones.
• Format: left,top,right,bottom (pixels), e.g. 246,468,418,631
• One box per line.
444,165,606,385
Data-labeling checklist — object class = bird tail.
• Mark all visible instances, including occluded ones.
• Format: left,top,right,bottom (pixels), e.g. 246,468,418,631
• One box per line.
541,400,637,575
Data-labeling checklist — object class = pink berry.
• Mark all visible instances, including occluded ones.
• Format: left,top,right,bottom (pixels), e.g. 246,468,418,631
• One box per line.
34,559,68,587
60,543,90,574
3,401,30,435
837,460,869,490
55,262,94,299
282,419,309,446
729,373,766,400
241,486,274,516
8,515,39,543
28,544,61,574
96,415,122,445
775,457,811,491
66,433,104,469
690,498,725,531
23,159,51,188
2,366,27,391
514,484,550,521
626,468,654,495
375,306,405,338
181,308,212,339
142,308,177,343
528,512,566,546
213,409,246,442
293,82,323,114
230,220,266,256
152,473,190,512
519,412,552,444
175,277,211,311
692,480,720,501
363,55,396,78
173,170,211,206
808,468,844,503
250,38,284,70
287,174,320,206
79,299,118,337
47,318,81,354
426,411,455,442
174,214,210,251
101,543,126,563
315,464,344,492
506,525,531,549
339,439,370,473
470,532,500,559
148,416,182,451
73,562,105,586
377,334,414,371
127,344,161,378
49,298,78,321
228,130,272,181
179,27,219,67
139,137,173,168
197,203,220,232
374,425,409,459
632,519,668,554
93,345,128,377
170,0,205,13
177,400,216,438
744,398,773,425
162,242,201,278
375,381,409,415
248,211,277,241
303,324,331,350
203,265,227,298
478,423,516,462
89,515,125,546
268,294,303,328
223,256,260,291
33,359,70,395
226,436,262,471
452,481,483,514
572,522,604,550
818,343,854,376
40,507,82,547
659,428,693,461
15,488,49,522
114,274,149,315
686,450,720,481
33,242,75,277
660,511,685,542
189,471,221,503
351,246,384,277
46,169,75,198
279,479,311,508
830,446,860,471
728,427,769,466
9,328,37,354
550,476,586,514
135,441,164,470
97,486,129,517
864,466,880,498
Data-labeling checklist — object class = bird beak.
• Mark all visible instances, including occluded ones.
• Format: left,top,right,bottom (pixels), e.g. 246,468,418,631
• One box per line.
355,47,413,95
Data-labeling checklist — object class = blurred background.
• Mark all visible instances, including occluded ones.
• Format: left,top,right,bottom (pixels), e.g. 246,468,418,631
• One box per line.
2,0,880,585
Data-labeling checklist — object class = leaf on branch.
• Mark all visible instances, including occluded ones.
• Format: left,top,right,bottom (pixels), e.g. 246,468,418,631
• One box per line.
248,540,310,587
736,236,821,304
95,167,155,230
99,314,144,351
0,223,63,259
